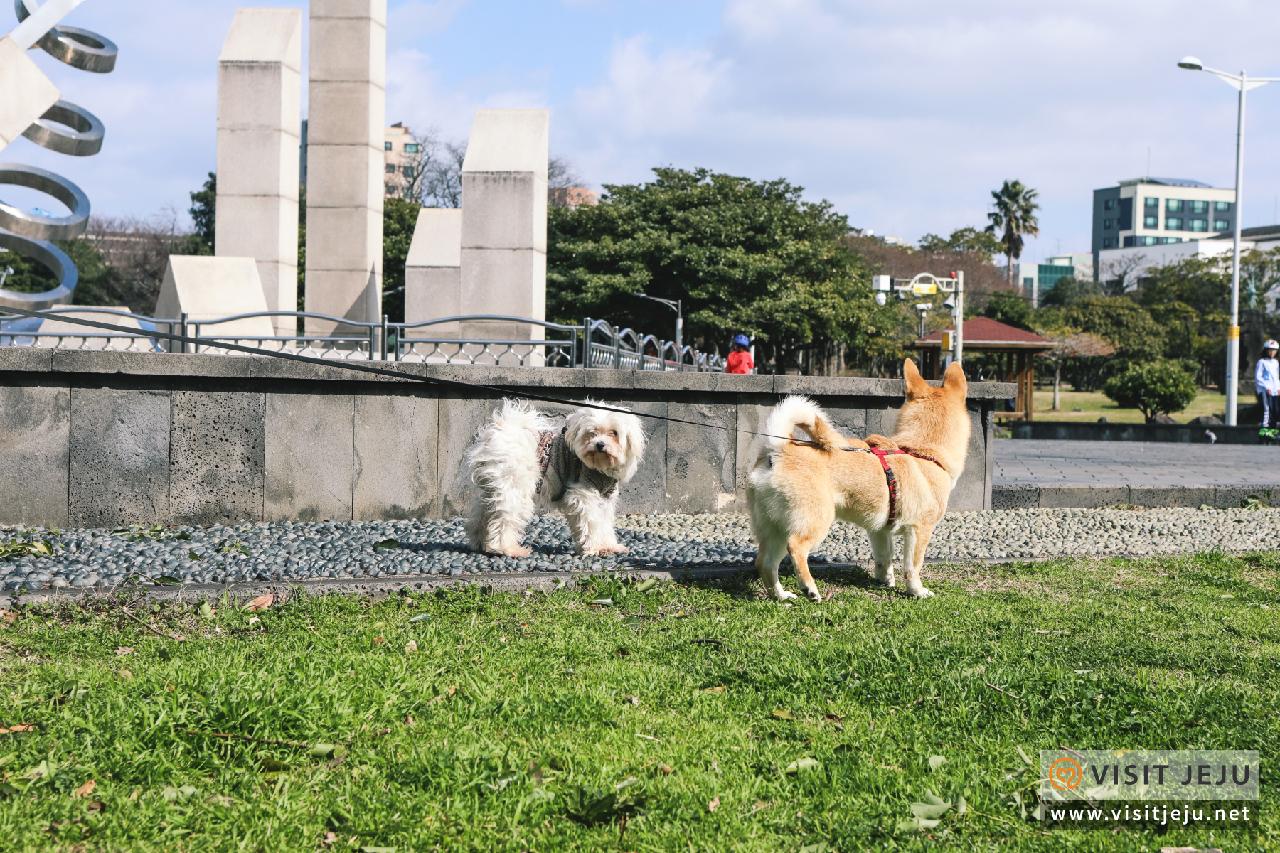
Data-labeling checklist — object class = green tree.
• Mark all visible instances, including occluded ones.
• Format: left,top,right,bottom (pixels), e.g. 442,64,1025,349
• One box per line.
978,290,1033,329
381,196,420,322
1055,296,1162,390
1039,275,1101,308
186,172,216,255
1103,360,1198,423
917,226,1002,258
985,180,1040,286
548,167,902,373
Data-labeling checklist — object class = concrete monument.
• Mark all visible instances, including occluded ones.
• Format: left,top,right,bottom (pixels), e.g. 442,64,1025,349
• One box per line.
155,256,273,349
404,207,461,332
303,0,386,334
215,8,302,337
459,109,549,340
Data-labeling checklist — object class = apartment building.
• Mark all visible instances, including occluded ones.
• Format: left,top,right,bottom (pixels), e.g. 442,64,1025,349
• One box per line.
1091,177,1235,278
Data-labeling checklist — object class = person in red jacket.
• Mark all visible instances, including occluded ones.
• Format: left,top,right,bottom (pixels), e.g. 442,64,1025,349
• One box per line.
726,333,754,374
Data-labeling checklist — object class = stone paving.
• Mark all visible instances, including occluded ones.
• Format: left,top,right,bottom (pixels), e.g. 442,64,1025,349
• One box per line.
994,439,1280,508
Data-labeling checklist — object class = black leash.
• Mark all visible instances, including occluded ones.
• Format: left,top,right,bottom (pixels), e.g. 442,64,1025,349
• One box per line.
0,305,821,445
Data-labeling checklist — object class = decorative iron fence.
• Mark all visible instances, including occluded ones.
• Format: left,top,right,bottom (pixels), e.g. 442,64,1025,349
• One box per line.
0,308,726,371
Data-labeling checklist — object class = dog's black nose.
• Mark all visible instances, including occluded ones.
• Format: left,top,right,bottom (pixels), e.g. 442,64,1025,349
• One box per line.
595,440,606,451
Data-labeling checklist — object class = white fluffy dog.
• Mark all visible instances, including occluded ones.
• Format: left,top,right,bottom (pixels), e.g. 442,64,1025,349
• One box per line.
464,399,647,557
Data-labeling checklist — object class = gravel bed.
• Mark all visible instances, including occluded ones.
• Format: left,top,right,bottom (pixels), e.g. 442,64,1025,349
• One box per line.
3,508,1280,596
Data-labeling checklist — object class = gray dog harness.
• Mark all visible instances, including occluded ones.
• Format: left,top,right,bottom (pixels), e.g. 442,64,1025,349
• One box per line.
536,427,619,502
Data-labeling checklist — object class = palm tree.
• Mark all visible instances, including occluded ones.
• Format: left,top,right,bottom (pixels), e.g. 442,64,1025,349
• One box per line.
986,180,1040,288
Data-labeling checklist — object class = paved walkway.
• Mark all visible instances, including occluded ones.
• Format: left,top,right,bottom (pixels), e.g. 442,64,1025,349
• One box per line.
993,439,1280,507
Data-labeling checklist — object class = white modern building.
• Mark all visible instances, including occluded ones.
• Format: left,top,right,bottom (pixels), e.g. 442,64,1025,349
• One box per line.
1092,177,1236,277
1098,225,1280,311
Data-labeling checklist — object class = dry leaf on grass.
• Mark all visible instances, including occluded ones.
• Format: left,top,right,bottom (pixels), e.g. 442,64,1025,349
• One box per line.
708,796,720,812
115,646,134,656
0,610,16,626
244,594,275,612
73,779,96,798
0,723,35,735
404,640,418,654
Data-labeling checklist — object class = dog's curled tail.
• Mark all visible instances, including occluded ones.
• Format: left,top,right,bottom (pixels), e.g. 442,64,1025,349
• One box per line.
763,396,842,453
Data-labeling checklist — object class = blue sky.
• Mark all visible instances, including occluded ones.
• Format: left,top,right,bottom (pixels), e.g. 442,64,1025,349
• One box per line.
10,0,1280,265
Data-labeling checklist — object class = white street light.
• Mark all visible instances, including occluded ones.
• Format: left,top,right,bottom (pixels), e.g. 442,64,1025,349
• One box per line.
1178,57,1280,426
633,293,683,353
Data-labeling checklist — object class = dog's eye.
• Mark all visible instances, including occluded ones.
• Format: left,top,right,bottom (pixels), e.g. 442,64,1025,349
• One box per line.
609,430,618,437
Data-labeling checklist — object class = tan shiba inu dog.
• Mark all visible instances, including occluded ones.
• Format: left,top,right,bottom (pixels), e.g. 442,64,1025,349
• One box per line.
747,358,969,601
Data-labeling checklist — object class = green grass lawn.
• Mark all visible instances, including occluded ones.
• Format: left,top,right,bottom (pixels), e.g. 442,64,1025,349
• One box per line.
2,554,1279,851
1033,388,1226,424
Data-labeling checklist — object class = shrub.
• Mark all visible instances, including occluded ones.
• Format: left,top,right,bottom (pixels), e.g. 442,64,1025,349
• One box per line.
1103,360,1198,424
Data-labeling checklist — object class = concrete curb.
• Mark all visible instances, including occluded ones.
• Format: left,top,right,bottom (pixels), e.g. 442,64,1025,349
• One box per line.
993,484,1280,509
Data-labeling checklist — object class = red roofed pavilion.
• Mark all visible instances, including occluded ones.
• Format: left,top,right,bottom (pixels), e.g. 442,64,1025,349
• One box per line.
912,317,1052,421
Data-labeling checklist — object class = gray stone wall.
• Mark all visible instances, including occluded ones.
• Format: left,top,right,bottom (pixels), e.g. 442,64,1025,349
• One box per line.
0,350,1013,528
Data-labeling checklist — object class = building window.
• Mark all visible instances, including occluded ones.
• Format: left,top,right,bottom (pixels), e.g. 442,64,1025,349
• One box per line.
1144,215,1158,228
1103,218,1113,229
1215,200,1232,212
1103,198,1115,210
402,166,416,179
384,141,393,151
385,183,395,195
1214,219,1230,231
1166,216,1182,229
1189,218,1208,232
1144,197,1158,210
404,143,420,154
1189,200,1209,214
1103,237,1117,248
1158,236,1183,244
385,163,396,174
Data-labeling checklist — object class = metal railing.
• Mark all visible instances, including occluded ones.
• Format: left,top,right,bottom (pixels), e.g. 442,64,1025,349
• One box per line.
0,307,726,371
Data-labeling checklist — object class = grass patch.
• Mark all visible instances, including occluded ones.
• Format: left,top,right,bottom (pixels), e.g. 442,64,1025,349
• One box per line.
2,553,1279,850
1033,388,1224,424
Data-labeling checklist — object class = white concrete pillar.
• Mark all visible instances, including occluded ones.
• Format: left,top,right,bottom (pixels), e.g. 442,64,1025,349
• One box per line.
459,109,549,340
404,208,462,335
304,0,386,335
215,8,302,337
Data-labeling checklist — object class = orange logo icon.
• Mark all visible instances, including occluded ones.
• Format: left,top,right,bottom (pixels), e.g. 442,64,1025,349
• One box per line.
1049,756,1084,791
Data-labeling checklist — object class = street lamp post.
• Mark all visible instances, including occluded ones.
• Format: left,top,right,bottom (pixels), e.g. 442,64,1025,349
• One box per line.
1177,56,1280,426
633,293,683,354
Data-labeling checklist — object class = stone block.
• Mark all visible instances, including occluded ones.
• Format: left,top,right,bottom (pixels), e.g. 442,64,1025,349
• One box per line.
461,172,545,251
218,8,303,69
50,350,255,378
1212,485,1280,509
305,82,383,146
308,14,386,87
217,63,300,131
991,485,1039,510
404,208,462,329
215,130,299,199
1127,486,1216,508
666,402,736,513
170,390,266,524
311,0,388,22
0,36,59,149
947,409,987,511
264,392,354,520
436,394,502,518
734,400,773,509
458,249,545,325
302,269,380,334
616,400,667,515
154,256,274,348
68,387,171,527
1037,486,1130,509
305,144,382,209
0,346,52,371
0,384,69,526
354,393,439,519
215,194,297,266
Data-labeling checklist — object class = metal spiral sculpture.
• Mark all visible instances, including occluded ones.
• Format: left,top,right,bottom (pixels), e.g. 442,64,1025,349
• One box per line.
0,0,116,310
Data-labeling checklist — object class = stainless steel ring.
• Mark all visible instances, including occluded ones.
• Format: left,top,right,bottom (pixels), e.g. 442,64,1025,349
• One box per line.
0,227,79,310
21,99,104,156
14,2,118,73
0,163,90,241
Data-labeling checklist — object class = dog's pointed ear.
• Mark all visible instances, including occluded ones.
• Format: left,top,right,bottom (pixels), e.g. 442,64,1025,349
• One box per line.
943,360,967,394
903,357,929,399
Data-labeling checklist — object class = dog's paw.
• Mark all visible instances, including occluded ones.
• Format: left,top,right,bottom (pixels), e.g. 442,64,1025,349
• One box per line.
502,546,533,558
906,585,934,599
804,586,822,602
772,587,798,602
875,569,896,588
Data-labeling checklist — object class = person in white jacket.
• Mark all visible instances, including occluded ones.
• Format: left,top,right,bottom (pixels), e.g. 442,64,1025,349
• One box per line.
1255,339,1280,437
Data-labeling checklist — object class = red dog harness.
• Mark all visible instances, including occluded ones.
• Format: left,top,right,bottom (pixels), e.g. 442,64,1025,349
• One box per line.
844,446,948,528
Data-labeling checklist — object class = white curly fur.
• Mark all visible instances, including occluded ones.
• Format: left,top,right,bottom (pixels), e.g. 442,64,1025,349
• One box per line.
463,399,647,557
